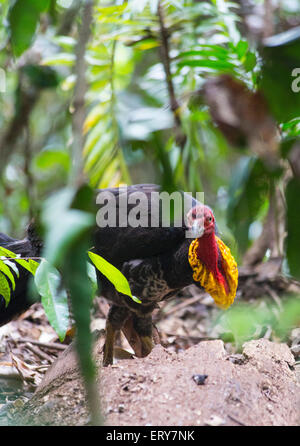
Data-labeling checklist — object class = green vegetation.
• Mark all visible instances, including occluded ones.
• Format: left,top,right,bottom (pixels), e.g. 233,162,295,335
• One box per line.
0,0,299,425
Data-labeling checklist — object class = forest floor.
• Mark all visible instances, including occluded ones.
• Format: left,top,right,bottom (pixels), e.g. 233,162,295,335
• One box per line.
0,278,299,426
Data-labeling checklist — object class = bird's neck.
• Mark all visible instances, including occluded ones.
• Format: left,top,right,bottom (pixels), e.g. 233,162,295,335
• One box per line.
195,232,229,293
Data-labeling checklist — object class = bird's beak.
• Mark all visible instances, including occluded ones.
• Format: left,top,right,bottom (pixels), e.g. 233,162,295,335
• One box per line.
191,220,204,238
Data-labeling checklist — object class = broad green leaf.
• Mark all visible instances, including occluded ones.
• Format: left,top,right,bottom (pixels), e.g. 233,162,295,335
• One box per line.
88,251,141,303
34,259,69,341
9,0,50,57
0,273,11,307
22,65,59,89
42,53,75,67
42,187,95,267
260,27,300,122
3,259,19,278
96,4,127,15
83,104,109,135
213,297,300,348
87,262,98,299
0,246,39,275
227,157,271,252
177,59,235,71
235,40,248,59
286,178,300,279
178,47,229,60
0,261,16,290
34,149,70,172
63,236,100,419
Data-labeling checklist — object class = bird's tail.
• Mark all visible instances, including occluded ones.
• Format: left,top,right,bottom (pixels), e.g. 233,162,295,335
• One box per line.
0,224,43,326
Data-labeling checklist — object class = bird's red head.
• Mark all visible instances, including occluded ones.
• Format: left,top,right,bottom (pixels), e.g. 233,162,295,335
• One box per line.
187,205,215,238
187,204,229,294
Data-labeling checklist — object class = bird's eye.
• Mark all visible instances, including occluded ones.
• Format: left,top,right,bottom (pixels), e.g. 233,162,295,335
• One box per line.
207,216,212,222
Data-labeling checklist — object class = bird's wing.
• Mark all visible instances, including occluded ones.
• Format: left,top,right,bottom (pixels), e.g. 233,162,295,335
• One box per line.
93,184,200,265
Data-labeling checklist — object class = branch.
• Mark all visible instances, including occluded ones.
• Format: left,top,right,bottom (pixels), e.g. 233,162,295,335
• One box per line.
157,1,186,149
288,143,300,180
0,75,39,176
243,181,285,266
0,0,83,178
57,0,82,36
69,0,103,427
71,0,93,186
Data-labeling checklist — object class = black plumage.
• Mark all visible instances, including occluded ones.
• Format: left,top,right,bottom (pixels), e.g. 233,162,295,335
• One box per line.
92,184,216,365
0,224,42,326
0,184,223,367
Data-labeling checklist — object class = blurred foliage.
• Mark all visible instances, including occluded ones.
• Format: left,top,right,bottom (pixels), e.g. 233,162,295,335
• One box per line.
88,251,141,303
0,0,298,325
8,0,50,57
212,295,300,349
0,0,299,425
260,27,300,122
0,245,39,305
0,0,298,266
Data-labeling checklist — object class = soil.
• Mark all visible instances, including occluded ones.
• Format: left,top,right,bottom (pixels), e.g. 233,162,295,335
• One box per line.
0,275,299,427
7,337,300,426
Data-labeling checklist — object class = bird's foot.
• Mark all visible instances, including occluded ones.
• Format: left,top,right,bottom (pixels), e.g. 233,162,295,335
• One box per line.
140,336,154,357
102,342,114,366
102,321,116,366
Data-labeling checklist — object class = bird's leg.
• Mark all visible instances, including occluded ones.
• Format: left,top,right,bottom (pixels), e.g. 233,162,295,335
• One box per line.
103,320,115,366
103,305,129,366
152,323,161,345
132,314,154,357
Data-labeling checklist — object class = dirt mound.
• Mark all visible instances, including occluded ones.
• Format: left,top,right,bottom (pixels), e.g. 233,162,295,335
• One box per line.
9,337,300,426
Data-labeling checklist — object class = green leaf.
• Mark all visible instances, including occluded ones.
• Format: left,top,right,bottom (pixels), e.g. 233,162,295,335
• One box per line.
42,187,95,267
41,53,75,66
9,0,50,57
0,246,39,275
88,251,141,303
2,259,19,278
34,259,69,341
260,27,300,122
0,273,11,307
286,178,300,279
177,59,235,71
227,157,271,252
243,51,256,72
235,40,248,59
34,149,70,172
213,296,300,348
22,65,60,89
0,260,16,290
178,48,229,60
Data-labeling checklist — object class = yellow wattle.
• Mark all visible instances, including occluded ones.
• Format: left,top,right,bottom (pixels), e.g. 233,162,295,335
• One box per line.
188,236,238,309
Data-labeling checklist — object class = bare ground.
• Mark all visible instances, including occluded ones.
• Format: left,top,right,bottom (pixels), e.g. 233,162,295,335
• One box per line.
1,272,300,426
7,336,300,426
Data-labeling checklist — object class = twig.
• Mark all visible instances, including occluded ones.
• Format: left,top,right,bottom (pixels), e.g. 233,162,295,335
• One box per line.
24,125,35,220
0,0,81,198
0,76,40,176
0,257,43,261
264,284,283,311
71,0,103,427
227,414,246,426
70,0,93,187
24,342,54,363
157,1,186,149
157,294,205,319
16,338,67,351
164,333,215,341
57,0,82,36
